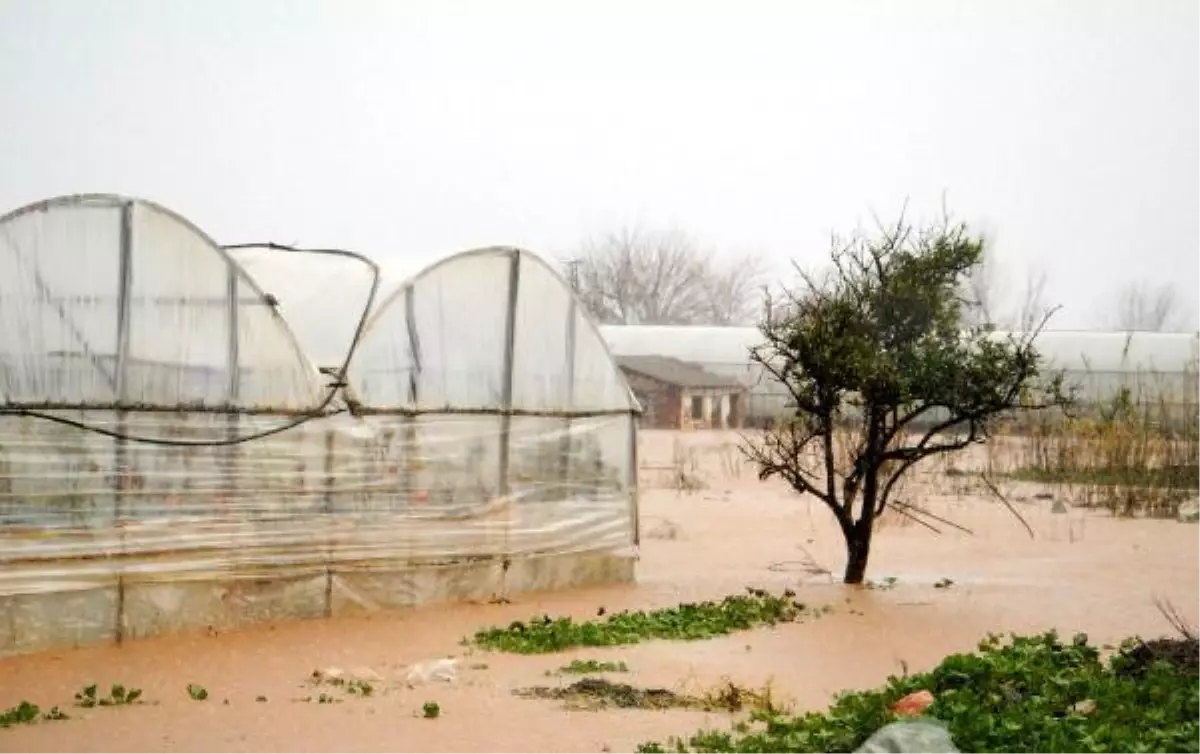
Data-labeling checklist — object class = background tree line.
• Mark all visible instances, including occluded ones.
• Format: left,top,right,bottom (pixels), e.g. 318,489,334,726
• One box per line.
565,224,1192,332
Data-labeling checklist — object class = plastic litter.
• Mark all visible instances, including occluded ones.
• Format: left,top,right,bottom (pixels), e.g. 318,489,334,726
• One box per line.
404,657,459,685
856,718,959,753
890,689,935,716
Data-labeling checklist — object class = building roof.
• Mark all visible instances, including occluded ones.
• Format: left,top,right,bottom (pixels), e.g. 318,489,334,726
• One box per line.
616,355,743,389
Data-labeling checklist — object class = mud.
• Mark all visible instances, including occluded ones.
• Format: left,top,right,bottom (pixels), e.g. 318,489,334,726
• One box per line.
0,430,1196,753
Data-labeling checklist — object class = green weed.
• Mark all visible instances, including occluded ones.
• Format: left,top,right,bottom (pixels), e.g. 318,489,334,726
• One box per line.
472,589,818,654
637,630,1199,753
552,659,629,675
74,683,142,708
0,702,69,728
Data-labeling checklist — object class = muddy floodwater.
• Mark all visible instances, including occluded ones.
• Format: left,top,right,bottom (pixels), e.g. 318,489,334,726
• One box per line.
2,431,1197,752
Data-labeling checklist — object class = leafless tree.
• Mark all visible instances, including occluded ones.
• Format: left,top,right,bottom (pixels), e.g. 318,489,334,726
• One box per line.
567,226,765,325
959,236,1052,333
960,242,1003,327
1113,281,1182,332
703,253,769,325
1015,267,1050,332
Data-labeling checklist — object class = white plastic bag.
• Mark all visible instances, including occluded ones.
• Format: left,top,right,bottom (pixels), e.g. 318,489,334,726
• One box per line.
404,657,459,685
856,719,959,753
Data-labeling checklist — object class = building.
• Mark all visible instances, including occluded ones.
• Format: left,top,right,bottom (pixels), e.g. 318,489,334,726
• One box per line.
616,354,746,430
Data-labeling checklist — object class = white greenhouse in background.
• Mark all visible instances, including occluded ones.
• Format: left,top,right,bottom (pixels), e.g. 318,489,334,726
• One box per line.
0,193,640,658
599,325,1200,424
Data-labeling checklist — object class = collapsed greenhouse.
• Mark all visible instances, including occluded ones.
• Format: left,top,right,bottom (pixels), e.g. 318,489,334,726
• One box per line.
0,194,640,657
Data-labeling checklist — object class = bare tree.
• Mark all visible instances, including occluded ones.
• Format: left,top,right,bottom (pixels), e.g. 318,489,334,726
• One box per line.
1113,281,1182,332
1015,267,1050,332
960,242,1003,327
959,236,1052,333
568,226,765,325
702,253,768,325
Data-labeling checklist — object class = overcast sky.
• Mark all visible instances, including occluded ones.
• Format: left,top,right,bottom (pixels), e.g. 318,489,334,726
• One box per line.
1,0,1196,330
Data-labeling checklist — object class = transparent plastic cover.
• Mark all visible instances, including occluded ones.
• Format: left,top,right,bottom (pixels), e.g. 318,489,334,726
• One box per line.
0,196,639,654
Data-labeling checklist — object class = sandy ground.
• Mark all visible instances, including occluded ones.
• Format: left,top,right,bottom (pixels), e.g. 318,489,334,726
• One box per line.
1,430,1196,753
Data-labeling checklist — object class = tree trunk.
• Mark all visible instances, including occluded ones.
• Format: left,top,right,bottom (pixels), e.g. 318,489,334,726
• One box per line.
843,412,882,585
842,529,872,584
843,491,877,584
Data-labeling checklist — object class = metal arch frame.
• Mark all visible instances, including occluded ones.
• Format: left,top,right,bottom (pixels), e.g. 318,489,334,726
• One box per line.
346,244,643,550
0,193,336,411
351,245,642,415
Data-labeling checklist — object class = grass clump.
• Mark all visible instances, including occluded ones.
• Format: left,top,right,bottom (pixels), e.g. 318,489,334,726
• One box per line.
638,630,1199,753
472,588,815,654
998,365,1199,519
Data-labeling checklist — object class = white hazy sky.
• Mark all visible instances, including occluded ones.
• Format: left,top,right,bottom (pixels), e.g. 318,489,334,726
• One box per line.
1,0,1197,330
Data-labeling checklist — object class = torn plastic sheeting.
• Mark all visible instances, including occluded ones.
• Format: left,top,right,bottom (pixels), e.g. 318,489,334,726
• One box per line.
855,719,959,753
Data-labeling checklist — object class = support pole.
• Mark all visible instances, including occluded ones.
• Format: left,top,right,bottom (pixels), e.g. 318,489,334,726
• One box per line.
402,284,422,510
558,298,577,499
497,250,520,499
224,269,240,498
497,251,520,590
112,201,134,645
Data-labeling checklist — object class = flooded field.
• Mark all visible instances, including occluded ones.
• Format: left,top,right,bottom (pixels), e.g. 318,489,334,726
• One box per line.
1,430,1196,753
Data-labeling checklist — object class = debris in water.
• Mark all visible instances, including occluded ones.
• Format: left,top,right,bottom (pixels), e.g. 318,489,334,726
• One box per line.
889,689,934,717
513,678,777,713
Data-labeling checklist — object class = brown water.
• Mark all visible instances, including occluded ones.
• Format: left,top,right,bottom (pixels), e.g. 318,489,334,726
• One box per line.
2,433,1196,753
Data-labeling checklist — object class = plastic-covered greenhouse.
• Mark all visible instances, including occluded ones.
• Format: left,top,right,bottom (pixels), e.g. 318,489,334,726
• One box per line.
0,194,639,657
599,325,1200,424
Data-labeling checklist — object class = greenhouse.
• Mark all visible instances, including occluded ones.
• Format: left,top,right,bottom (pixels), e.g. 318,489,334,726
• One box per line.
0,194,640,657
599,325,1200,424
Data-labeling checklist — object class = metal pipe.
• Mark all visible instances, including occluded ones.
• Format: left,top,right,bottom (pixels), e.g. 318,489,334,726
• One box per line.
497,250,520,498
112,200,134,645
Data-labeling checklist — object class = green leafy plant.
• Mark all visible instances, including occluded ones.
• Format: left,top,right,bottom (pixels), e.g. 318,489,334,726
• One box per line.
73,683,142,708
742,212,1069,583
472,589,818,654
186,684,208,701
553,659,630,675
422,701,441,719
638,630,1199,753
0,701,69,728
